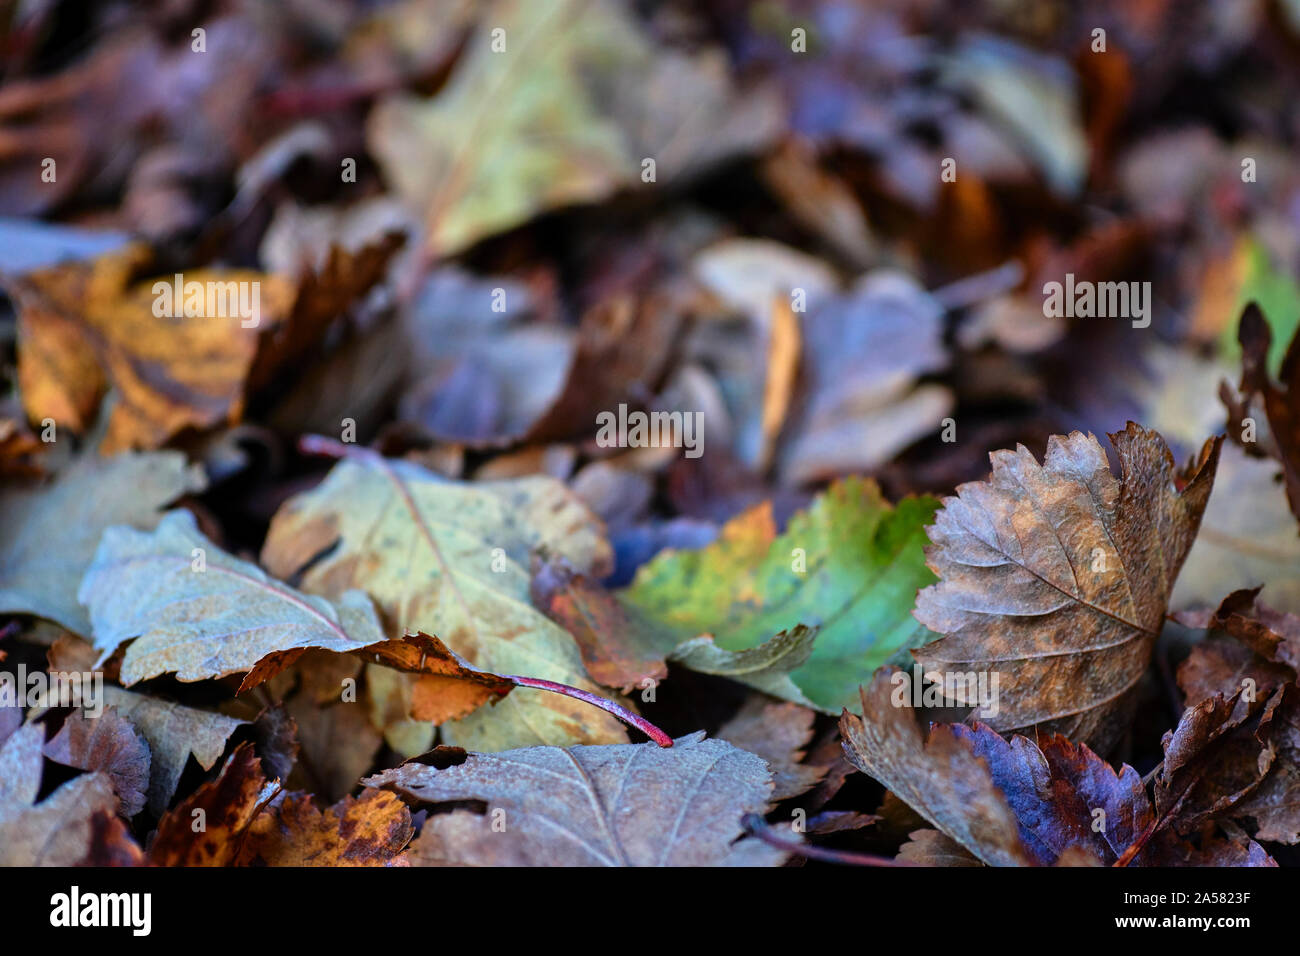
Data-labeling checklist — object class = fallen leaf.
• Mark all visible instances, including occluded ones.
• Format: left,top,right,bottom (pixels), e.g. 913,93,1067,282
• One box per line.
9,244,297,452
235,789,411,866
619,476,941,712
841,669,1274,867
896,829,984,866
43,708,151,817
366,732,786,866
79,509,389,686
46,632,248,815
0,724,121,865
0,450,206,635
148,743,278,866
261,450,627,751
914,423,1221,749
368,0,781,256
1231,303,1300,524
779,272,953,485
716,697,827,802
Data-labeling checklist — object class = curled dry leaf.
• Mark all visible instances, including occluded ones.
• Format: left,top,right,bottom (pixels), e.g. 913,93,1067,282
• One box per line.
1229,303,1300,523
0,724,121,866
8,235,399,454
148,743,280,867
9,245,296,452
1169,589,1300,843
365,733,786,867
43,708,151,818
840,669,1274,867
914,422,1221,750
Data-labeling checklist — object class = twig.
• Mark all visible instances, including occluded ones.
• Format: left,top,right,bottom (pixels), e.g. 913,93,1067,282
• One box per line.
742,814,914,867
504,675,672,747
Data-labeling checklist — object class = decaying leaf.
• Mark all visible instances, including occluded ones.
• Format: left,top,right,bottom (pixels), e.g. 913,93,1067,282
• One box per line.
235,789,412,867
914,423,1221,749
46,631,247,815
0,724,121,866
366,733,785,866
9,245,296,452
841,669,1274,867
148,743,279,866
8,235,399,454
1170,590,1300,843
716,697,828,802
43,708,151,818
1229,303,1300,523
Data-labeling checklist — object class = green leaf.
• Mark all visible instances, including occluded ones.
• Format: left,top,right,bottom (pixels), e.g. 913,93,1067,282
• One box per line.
1217,236,1300,376
619,477,941,711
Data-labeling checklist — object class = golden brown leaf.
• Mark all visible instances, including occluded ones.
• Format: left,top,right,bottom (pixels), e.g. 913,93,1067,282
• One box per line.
914,422,1221,749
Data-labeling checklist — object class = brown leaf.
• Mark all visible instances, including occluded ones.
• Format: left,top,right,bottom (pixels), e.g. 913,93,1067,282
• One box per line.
9,236,398,454
1233,303,1300,523
43,708,151,817
0,725,122,866
839,671,1035,867
148,743,278,867
1154,689,1282,836
529,551,672,692
914,422,1221,749
841,669,1274,867
268,651,382,804
234,790,411,867
10,245,297,452
79,809,147,866
366,733,786,866
1169,590,1300,843
896,829,984,867
358,631,516,724
716,697,827,802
